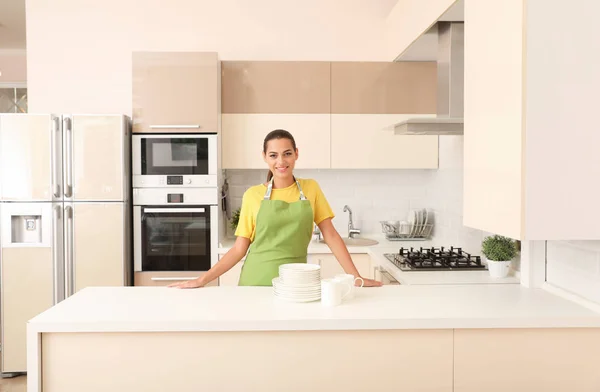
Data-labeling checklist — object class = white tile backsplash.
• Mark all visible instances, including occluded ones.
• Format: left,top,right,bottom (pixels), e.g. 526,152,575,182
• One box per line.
547,240,600,304
223,136,486,254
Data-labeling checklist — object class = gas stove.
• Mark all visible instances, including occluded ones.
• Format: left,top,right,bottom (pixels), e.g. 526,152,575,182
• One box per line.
383,246,487,272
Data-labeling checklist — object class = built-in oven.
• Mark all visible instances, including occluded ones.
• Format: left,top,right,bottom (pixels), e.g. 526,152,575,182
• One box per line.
133,188,218,272
132,134,218,188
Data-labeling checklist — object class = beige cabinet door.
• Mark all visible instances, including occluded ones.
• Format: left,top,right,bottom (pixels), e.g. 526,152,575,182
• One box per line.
222,114,331,169
0,202,57,373
134,271,217,287
454,329,600,392
221,61,330,114
330,62,437,114
132,52,219,133
331,114,438,169
69,203,128,295
0,114,58,201
218,261,244,286
68,115,126,201
311,254,372,279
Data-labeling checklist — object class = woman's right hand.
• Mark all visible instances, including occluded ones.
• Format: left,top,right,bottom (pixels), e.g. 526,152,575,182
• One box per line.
167,278,205,289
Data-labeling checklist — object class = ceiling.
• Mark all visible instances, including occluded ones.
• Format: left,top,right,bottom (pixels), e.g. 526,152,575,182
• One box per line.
0,0,26,49
397,0,464,61
0,0,460,55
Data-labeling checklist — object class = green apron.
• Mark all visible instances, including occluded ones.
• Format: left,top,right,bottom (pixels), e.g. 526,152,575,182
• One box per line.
238,178,314,286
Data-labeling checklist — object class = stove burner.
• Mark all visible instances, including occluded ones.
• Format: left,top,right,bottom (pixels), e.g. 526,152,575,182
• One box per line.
384,246,487,271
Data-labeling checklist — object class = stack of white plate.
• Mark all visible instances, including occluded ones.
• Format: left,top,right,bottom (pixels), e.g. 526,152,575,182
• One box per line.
272,263,321,302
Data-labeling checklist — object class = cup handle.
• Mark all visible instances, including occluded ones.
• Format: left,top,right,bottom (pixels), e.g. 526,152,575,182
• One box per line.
354,277,364,288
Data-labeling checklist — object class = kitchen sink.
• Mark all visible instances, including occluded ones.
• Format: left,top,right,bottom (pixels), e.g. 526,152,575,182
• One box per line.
319,237,379,247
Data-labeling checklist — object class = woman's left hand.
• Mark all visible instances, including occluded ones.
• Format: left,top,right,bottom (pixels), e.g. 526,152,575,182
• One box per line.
357,277,383,287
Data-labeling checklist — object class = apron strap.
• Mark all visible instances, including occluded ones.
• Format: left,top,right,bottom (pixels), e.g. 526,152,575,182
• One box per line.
264,177,307,201
295,179,307,201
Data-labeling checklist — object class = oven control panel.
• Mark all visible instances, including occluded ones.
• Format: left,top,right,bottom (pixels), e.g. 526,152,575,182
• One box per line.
167,175,183,185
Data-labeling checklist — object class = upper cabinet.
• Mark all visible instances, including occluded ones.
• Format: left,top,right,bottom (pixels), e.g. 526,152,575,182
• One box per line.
463,1,600,240
330,62,438,169
221,61,331,169
221,60,438,170
330,62,437,114
221,61,330,114
132,52,219,134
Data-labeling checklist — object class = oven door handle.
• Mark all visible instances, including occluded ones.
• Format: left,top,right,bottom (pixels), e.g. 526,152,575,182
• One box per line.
149,125,201,129
150,277,199,281
144,208,205,213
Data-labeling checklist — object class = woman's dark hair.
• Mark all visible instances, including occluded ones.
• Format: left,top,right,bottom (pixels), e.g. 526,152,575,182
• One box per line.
263,129,297,182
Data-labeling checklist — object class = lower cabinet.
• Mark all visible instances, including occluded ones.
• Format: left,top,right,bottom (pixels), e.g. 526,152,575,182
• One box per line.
218,260,244,286
454,329,600,392
133,271,217,287
309,254,372,279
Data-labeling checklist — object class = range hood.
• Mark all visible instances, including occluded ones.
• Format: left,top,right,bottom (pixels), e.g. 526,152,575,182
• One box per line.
393,22,464,135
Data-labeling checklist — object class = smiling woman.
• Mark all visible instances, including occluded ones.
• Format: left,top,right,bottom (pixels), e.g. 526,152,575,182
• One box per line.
169,129,382,289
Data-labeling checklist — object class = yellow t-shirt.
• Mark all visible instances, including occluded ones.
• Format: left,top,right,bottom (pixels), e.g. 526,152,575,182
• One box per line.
235,178,334,242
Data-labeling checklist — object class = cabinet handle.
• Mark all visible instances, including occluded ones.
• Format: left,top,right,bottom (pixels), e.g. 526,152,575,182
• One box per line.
381,270,400,285
150,277,199,281
149,125,201,129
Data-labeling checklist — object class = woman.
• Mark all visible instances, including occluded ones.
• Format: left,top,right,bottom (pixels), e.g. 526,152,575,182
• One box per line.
169,129,382,288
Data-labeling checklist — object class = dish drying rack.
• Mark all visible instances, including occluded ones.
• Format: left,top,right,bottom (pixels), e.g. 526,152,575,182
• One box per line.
380,217,433,241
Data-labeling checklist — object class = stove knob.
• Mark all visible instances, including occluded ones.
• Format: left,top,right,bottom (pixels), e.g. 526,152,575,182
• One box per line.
186,179,192,184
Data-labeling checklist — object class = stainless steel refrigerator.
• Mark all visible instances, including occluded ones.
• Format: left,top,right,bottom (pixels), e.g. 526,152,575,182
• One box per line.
0,114,131,375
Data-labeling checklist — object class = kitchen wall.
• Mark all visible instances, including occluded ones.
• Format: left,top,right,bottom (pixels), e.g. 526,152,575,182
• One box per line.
25,0,397,114
226,136,486,254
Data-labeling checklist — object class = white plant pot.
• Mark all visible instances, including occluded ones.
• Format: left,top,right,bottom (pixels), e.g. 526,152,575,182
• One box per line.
487,259,511,278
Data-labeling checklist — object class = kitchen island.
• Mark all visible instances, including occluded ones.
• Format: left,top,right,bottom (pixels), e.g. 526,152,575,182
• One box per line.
28,285,600,392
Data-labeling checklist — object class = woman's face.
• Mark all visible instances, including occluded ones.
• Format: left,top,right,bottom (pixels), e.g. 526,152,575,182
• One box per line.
263,138,298,181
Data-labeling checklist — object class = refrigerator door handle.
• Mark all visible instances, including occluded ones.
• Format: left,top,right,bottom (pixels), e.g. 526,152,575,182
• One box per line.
52,205,61,304
51,116,61,198
64,205,74,297
64,117,73,198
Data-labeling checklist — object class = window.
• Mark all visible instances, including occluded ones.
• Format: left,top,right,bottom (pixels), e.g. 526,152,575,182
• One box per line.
0,87,27,113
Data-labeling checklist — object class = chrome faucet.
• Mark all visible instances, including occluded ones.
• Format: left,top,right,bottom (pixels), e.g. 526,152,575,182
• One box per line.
343,205,361,238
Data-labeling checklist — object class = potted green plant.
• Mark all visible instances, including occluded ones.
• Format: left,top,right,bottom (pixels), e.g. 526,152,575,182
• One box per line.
481,235,517,278
230,207,241,233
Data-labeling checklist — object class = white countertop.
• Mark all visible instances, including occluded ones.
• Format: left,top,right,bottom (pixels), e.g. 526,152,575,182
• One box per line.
218,234,521,285
28,285,600,333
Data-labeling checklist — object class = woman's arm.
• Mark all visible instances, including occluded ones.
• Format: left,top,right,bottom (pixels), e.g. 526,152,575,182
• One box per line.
168,236,251,289
318,218,382,287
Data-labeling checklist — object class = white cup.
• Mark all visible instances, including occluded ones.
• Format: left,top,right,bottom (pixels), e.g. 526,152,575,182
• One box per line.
321,278,351,307
333,274,364,300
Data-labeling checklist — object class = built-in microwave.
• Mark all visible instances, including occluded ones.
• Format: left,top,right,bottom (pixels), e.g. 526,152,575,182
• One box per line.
132,134,218,188
133,188,218,272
